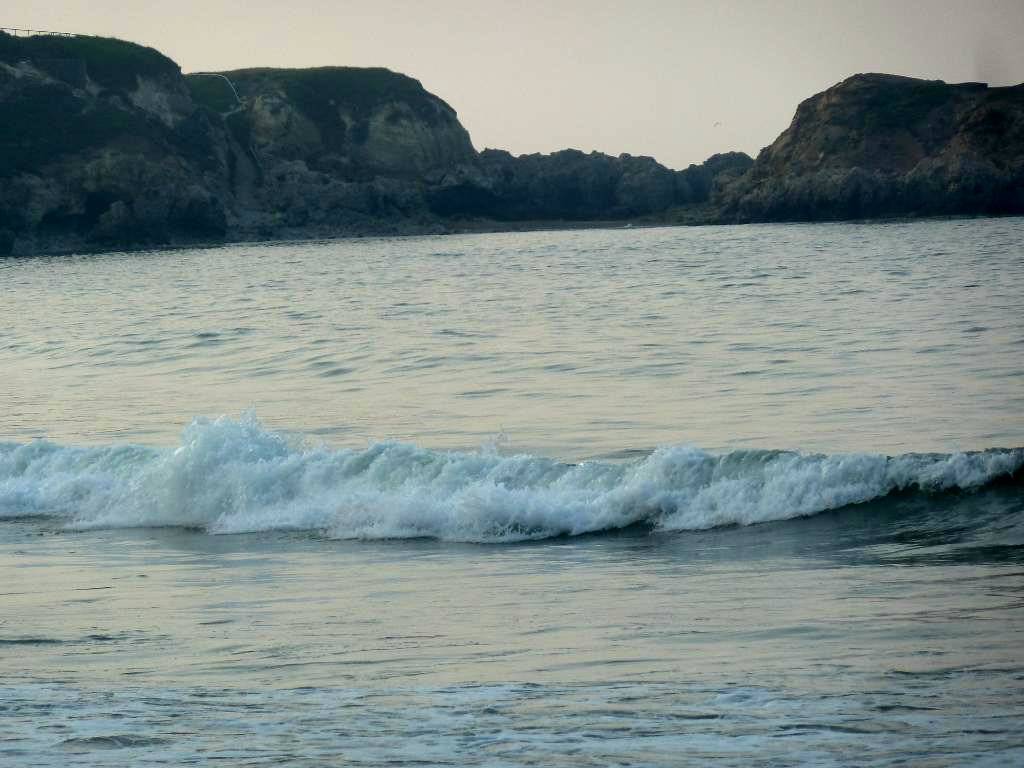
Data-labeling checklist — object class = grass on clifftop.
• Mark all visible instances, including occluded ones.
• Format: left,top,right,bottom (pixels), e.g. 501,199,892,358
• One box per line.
226,67,446,112
203,67,453,153
830,77,954,133
185,75,239,114
0,83,140,176
0,31,179,90
223,66,453,134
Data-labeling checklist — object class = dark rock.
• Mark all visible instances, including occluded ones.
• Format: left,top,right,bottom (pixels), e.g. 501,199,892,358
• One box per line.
717,74,1024,221
430,149,751,221
675,152,754,204
5,30,1019,256
0,228,14,256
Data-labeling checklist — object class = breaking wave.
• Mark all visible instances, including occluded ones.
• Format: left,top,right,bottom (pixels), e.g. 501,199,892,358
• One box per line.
0,416,1021,543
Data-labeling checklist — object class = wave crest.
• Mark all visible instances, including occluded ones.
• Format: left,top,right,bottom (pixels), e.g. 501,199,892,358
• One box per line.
0,416,1020,542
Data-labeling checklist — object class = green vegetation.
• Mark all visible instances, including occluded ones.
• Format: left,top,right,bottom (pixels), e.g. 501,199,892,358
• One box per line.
845,79,951,132
218,67,448,150
0,31,186,177
185,74,239,113
226,67,445,117
0,31,179,91
0,83,140,177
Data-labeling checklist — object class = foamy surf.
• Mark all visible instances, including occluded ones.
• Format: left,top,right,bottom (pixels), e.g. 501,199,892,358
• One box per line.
0,415,1020,542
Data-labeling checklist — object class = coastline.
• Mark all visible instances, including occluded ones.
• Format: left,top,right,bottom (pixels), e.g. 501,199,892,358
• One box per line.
6,210,1024,259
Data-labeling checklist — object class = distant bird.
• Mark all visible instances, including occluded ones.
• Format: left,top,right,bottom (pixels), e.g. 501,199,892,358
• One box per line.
713,121,722,128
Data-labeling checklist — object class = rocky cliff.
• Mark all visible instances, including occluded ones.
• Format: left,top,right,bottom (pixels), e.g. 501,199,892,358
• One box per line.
717,74,1024,221
0,31,749,255
3,33,1021,256
184,66,480,240
223,68,476,178
429,149,751,221
183,67,749,234
0,33,230,254
0,32,487,254
0,33,238,257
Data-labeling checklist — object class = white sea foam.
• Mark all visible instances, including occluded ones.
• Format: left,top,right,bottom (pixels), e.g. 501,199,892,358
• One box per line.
0,416,1020,542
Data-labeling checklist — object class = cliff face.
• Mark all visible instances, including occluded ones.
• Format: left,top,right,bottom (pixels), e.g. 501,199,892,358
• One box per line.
183,66,480,239
428,149,752,221
0,33,743,255
0,33,487,254
718,74,1024,221
5,34,1020,256
222,68,476,178
0,33,230,254
0,37,481,254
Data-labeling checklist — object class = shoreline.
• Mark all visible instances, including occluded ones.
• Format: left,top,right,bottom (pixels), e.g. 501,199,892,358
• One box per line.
4,211,1022,259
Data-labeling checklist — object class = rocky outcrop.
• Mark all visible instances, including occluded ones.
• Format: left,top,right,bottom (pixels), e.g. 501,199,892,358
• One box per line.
224,67,476,178
0,33,231,254
184,66,479,240
428,149,752,221
0,35,482,254
717,74,1024,221
0,31,759,255
4,32,1021,256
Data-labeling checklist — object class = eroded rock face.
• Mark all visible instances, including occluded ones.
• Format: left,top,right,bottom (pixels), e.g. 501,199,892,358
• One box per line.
0,33,231,254
7,30,1017,256
717,74,1024,221
428,149,753,221
193,66,741,233
246,92,322,160
127,75,194,127
187,66,479,238
2,30,756,255
224,67,476,178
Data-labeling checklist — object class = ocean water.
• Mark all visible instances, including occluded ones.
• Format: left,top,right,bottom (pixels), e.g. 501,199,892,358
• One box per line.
1,219,1023,766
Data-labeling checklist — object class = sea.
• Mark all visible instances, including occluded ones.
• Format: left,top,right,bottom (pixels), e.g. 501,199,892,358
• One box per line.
1,218,1023,766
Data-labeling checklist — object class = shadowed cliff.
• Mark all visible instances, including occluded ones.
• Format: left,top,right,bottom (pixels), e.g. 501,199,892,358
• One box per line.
0,33,230,254
2,33,1021,256
717,73,1024,222
0,32,750,255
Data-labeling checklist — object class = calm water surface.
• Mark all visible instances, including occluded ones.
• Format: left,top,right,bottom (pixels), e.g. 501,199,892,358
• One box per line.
1,219,1023,766
2,219,1023,455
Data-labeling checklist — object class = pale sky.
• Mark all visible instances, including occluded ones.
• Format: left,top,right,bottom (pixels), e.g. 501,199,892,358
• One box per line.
7,1,1024,168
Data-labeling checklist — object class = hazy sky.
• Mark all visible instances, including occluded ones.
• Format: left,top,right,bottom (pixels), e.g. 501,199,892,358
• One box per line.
7,1,1024,168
